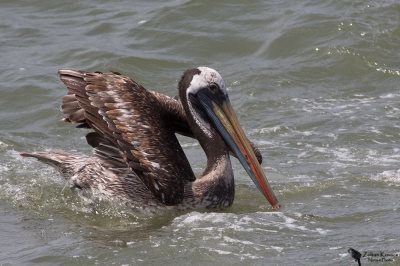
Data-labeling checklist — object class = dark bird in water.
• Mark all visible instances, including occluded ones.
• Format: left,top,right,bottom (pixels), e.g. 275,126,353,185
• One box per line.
20,67,279,211
348,248,362,266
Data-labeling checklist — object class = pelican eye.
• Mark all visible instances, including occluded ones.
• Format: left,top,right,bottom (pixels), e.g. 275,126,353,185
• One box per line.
209,83,219,92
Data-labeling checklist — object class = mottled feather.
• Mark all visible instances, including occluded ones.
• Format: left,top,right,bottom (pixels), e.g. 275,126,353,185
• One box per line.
59,71,263,164
59,69,195,205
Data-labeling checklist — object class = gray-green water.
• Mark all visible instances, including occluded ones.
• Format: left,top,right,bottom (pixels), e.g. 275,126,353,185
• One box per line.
1,0,399,265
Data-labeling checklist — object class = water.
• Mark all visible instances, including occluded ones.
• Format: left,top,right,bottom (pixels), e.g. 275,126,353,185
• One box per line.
1,0,399,264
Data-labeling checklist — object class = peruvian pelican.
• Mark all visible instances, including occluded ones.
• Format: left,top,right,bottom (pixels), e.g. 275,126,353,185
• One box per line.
21,67,279,210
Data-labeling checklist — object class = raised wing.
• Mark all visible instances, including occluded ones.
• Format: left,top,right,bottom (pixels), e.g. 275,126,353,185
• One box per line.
58,69,195,205
60,69,263,164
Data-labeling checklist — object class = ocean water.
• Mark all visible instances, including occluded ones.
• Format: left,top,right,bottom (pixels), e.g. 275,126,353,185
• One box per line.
0,0,399,265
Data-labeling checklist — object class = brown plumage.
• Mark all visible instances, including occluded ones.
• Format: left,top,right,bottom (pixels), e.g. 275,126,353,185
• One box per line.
21,67,279,211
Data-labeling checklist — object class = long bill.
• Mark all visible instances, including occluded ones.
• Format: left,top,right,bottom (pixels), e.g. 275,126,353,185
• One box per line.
198,93,280,209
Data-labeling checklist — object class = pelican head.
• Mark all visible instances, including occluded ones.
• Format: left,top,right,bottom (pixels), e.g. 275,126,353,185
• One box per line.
179,67,280,209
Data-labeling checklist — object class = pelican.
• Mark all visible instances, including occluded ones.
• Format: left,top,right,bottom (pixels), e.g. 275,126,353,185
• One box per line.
21,67,279,210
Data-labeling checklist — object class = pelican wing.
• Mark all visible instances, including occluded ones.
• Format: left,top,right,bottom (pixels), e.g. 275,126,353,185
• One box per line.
59,69,263,165
58,69,195,205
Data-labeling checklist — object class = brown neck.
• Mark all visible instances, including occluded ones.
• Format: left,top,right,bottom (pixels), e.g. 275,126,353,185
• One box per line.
179,85,230,170
179,87,235,209
181,151,235,209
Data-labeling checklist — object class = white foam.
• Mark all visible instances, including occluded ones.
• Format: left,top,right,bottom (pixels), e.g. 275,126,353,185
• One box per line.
373,170,400,186
254,212,331,235
0,140,8,148
271,246,283,252
212,249,232,255
223,236,254,246
380,93,399,99
259,125,282,134
173,211,233,227
315,228,329,235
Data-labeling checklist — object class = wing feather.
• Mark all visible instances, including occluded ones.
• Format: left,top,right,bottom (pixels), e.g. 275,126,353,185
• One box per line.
58,69,195,205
